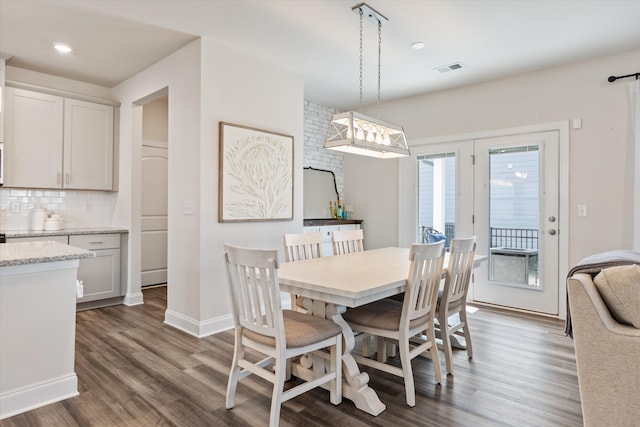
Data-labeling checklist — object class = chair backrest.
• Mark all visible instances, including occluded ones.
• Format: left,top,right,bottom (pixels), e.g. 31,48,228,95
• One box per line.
224,244,284,343
331,229,364,255
403,241,446,323
283,232,323,262
441,237,477,312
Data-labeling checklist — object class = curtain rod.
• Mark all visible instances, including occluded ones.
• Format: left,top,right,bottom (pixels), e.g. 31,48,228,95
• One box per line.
607,72,640,82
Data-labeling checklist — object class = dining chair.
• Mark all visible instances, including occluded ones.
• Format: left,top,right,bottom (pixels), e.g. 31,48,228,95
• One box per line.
331,228,364,255
284,232,325,261
342,241,446,407
283,232,324,311
435,236,476,375
223,244,342,427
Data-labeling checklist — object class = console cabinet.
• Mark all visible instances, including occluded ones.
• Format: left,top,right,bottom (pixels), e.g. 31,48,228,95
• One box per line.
4,87,114,190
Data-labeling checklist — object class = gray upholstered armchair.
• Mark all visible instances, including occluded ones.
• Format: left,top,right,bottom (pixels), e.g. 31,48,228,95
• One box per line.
567,266,640,427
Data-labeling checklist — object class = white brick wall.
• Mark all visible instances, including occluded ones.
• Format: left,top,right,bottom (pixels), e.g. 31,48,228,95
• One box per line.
303,100,344,195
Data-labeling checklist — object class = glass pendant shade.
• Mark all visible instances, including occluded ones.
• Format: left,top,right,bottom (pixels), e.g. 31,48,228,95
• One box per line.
324,111,409,159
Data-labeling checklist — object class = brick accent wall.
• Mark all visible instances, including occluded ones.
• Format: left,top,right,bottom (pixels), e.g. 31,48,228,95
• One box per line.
303,100,344,195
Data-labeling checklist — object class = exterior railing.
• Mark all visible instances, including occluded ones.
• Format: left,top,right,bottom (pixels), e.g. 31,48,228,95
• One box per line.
490,227,538,250
418,225,539,251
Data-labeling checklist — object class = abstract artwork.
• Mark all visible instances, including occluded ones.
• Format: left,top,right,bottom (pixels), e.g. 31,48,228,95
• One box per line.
219,122,294,222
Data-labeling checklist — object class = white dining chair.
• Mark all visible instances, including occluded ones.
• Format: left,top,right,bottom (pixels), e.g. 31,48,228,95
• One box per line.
331,229,364,255
223,244,342,427
342,241,446,407
283,232,325,312
435,236,476,374
284,232,325,262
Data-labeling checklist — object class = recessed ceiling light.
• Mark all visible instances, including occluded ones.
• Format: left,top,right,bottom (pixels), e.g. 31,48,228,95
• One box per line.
53,43,72,54
410,41,426,50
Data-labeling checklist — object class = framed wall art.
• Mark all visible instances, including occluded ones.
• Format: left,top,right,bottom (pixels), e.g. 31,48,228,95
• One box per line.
219,122,294,222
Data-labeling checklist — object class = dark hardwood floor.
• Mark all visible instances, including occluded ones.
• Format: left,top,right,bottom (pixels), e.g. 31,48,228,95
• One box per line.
1,286,583,426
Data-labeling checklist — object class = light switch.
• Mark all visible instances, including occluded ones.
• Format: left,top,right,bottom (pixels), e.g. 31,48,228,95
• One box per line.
577,204,587,217
572,118,582,129
183,201,193,215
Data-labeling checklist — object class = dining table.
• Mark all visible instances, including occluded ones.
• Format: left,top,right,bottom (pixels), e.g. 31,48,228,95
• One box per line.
277,246,486,416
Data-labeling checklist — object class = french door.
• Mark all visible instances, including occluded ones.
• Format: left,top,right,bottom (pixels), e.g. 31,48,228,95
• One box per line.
473,131,559,314
405,127,564,315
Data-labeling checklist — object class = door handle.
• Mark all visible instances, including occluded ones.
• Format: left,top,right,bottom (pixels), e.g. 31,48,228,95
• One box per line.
548,229,557,235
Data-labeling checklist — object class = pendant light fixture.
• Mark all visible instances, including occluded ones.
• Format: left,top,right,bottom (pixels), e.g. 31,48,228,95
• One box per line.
324,2,409,159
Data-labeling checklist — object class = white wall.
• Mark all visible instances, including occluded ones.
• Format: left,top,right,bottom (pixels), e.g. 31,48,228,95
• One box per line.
111,38,304,337
346,48,640,267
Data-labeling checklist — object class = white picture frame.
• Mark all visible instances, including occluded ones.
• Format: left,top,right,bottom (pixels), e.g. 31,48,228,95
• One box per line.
219,122,294,222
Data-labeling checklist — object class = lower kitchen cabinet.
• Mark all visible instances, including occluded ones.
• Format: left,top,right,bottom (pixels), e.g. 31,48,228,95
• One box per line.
69,234,121,303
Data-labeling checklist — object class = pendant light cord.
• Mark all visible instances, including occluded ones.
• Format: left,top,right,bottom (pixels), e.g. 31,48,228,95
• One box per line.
359,8,363,105
377,19,382,119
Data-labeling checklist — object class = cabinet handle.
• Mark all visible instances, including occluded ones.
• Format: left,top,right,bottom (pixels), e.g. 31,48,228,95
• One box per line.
88,241,104,244
65,173,70,185
57,173,61,185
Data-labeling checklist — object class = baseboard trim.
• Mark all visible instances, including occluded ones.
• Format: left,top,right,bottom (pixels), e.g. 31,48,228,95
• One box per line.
0,374,78,420
164,309,233,338
123,291,144,306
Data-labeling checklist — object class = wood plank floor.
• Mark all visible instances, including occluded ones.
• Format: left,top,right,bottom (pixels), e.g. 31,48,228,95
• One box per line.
1,286,583,426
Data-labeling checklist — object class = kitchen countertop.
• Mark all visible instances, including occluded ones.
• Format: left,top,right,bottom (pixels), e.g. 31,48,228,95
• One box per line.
0,240,95,267
2,227,129,239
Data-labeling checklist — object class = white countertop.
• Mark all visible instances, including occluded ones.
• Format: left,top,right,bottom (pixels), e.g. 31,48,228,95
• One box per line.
0,240,95,267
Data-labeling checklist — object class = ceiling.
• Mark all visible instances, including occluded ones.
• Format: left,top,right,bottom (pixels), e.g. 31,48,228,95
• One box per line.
2,0,640,110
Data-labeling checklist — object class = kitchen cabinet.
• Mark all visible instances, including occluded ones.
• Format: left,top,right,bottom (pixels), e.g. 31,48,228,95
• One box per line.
303,223,360,256
0,55,7,144
4,87,114,190
6,231,125,307
70,234,121,303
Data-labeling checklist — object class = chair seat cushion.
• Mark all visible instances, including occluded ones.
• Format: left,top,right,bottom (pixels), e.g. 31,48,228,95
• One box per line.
343,299,428,331
593,264,640,328
244,310,342,348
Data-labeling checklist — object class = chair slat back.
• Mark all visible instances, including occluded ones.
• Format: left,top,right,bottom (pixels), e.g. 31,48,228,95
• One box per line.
224,244,283,340
331,229,364,255
403,241,446,322
443,237,476,309
284,232,323,262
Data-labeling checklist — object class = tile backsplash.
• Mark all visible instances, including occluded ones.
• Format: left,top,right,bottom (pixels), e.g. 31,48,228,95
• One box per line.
0,188,116,231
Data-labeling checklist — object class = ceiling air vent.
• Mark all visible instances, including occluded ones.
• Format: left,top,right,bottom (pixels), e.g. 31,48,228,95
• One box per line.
435,62,465,73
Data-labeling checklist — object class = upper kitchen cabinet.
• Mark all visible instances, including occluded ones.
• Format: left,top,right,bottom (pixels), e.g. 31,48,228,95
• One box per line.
4,87,115,190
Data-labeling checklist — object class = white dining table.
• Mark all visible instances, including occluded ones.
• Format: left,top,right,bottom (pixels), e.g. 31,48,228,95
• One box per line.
277,246,486,416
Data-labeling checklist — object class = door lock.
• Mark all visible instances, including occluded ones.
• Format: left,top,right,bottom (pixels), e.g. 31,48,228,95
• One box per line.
548,216,556,222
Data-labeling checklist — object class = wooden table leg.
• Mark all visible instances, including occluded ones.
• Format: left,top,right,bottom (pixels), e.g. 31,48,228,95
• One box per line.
291,299,386,416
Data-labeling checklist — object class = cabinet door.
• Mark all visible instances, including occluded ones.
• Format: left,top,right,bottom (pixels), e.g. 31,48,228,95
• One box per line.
4,88,63,188
76,248,121,303
63,98,114,190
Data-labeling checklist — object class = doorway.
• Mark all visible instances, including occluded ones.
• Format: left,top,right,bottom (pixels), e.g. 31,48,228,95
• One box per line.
141,96,168,288
406,122,568,316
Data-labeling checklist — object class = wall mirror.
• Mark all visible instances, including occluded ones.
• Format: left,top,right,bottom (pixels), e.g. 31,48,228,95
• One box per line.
303,167,339,219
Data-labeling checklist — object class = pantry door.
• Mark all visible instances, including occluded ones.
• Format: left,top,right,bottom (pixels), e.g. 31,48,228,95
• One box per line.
473,130,560,314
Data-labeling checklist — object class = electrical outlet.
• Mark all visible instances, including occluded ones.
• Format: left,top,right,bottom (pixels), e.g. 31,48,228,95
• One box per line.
11,202,20,213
